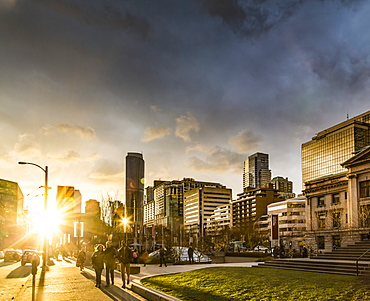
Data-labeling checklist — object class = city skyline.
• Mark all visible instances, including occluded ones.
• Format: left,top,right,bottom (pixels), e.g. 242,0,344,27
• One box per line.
1,1,370,209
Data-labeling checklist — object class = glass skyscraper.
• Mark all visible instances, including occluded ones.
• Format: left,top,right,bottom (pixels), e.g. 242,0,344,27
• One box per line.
302,110,370,185
243,152,271,189
125,152,145,226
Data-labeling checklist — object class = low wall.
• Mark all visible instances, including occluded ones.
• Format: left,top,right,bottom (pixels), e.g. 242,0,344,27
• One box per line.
210,256,260,263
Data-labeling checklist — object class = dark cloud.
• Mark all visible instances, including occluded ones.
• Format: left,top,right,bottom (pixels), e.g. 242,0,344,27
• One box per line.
33,0,151,37
201,0,304,38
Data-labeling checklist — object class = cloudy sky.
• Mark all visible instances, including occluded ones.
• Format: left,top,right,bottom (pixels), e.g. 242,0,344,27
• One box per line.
1,0,370,209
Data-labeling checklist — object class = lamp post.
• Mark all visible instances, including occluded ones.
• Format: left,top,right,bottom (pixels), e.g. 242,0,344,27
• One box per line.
19,161,49,269
122,217,129,245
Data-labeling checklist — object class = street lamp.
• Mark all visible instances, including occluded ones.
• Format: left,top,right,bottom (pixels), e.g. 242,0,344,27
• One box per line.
122,217,129,245
18,161,49,269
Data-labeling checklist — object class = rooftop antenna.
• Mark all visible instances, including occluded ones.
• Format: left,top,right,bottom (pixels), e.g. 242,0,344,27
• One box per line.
347,110,349,120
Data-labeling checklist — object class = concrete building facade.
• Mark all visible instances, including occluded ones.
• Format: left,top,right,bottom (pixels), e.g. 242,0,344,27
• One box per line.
184,186,232,239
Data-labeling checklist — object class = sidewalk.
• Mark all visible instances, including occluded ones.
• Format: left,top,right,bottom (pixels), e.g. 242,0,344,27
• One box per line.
16,258,260,301
16,258,145,301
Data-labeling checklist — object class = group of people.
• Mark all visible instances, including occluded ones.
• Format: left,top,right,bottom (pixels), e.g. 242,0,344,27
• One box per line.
85,240,133,288
81,243,196,288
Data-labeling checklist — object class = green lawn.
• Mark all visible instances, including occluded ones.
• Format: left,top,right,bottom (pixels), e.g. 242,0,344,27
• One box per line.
141,267,370,301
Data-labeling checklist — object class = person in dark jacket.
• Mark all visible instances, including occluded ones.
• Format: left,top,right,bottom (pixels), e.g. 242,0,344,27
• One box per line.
188,245,194,264
76,246,86,272
117,241,133,288
91,244,105,288
104,241,117,287
159,246,167,267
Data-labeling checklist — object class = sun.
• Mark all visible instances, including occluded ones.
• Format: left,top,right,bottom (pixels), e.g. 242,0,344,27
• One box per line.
30,208,62,239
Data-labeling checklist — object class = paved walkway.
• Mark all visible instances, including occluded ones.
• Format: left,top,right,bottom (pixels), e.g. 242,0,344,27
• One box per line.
15,258,260,301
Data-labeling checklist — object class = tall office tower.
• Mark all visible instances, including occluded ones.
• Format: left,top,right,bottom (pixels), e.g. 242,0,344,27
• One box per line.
0,179,24,249
56,186,82,214
125,152,145,226
243,152,271,189
184,186,232,237
302,110,370,186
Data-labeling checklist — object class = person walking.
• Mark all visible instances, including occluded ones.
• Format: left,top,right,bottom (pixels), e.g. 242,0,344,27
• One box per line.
76,246,86,272
91,244,105,288
159,246,167,267
104,241,117,287
133,249,138,264
117,241,133,288
141,250,149,267
188,245,194,264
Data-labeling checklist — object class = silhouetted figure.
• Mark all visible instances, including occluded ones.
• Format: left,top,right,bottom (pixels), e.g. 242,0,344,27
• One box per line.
159,247,167,267
104,241,117,287
188,246,194,264
76,247,86,272
91,244,105,288
117,241,133,288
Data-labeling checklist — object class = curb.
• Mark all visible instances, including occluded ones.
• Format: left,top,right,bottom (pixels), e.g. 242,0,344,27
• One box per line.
131,279,182,301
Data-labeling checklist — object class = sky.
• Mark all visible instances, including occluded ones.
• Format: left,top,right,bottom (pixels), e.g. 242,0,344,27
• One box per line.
1,0,370,210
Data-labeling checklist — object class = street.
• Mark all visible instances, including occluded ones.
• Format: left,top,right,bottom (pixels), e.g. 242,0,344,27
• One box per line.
0,259,31,300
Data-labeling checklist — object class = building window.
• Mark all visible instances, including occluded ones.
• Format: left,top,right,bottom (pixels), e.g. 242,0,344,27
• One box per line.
332,193,340,205
360,180,370,198
318,212,326,228
332,211,341,228
317,196,325,207
317,236,325,249
332,235,341,249
360,205,370,227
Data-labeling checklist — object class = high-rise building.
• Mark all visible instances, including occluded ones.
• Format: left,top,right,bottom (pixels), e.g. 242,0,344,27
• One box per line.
125,152,145,226
56,186,82,214
243,152,271,189
144,178,228,235
0,179,24,249
232,185,283,228
184,186,232,238
270,176,295,199
301,110,370,186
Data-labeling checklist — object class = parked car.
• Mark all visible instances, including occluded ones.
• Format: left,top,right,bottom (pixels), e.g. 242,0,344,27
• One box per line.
253,245,270,253
4,249,22,262
21,250,41,266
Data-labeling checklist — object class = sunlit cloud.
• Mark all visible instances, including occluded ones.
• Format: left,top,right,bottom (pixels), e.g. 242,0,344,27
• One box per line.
175,112,200,142
88,159,125,183
150,105,160,112
13,133,41,157
185,143,211,153
47,150,81,162
41,124,96,139
229,129,262,154
141,126,171,142
188,146,244,174
88,171,124,183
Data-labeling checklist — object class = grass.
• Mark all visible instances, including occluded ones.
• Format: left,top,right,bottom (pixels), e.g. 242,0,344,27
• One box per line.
141,267,370,301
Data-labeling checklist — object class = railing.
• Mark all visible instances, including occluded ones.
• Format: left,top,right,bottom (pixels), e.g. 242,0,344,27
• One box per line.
356,248,370,276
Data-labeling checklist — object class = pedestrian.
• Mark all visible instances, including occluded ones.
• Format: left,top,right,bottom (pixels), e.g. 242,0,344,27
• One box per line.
159,246,167,267
76,246,86,272
117,241,133,288
188,245,194,264
141,250,149,267
91,244,105,288
133,249,138,264
104,241,117,287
